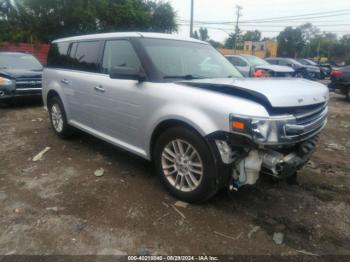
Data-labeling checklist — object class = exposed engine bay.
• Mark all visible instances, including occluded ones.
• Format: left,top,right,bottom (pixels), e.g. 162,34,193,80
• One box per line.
214,134,319,189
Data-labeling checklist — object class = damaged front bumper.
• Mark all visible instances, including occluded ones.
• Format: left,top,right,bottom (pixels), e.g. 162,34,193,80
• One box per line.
208,132,319,189
209,103,327,189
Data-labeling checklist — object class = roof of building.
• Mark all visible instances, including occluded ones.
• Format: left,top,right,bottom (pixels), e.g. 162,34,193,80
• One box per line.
53,32,206,44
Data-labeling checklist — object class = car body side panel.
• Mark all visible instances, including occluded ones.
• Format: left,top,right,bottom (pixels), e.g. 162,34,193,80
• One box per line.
141,83,269,158
43,72,269,160
42,68,72,117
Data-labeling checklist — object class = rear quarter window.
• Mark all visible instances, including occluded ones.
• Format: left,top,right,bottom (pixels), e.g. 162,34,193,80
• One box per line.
47,42,70,68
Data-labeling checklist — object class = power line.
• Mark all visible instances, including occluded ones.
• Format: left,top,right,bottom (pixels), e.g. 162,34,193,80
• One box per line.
178,22,350,28
177,9,350,25
243,12,350,23
177,24,350,34
241,8,350,23
238,23,350,27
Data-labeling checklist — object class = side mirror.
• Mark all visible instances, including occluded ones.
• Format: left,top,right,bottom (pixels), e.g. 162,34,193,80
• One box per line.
109,66,146,81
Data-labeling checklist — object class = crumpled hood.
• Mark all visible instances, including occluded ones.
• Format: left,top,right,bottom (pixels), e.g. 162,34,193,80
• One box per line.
255,64,294,73
179,78,329,108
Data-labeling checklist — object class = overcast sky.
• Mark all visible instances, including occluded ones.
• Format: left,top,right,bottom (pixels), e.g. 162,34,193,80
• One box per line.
168,0,350,42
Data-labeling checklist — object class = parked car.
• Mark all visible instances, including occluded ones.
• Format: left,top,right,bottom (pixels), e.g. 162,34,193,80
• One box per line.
297,58,331,79
0,52,43,103
43,32,329,202
328,66,350,101
266,57,321,80
225,54,294,78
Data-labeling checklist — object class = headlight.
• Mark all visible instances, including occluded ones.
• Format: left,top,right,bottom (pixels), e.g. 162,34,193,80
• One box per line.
0,77,13,86
230,114,296,144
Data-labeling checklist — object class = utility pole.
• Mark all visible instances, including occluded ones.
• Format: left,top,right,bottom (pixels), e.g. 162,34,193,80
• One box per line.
317,40,321,59
234,5,243,52
190,0,194,37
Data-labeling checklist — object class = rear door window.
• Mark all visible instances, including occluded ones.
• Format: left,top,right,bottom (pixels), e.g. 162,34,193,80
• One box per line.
73,41,101,73
101,40,141,74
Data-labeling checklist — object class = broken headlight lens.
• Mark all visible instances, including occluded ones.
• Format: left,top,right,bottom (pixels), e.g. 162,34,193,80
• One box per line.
230,114,296,144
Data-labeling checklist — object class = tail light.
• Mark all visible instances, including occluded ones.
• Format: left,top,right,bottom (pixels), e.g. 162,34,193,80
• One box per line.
253,69,270,78
330,70,343,77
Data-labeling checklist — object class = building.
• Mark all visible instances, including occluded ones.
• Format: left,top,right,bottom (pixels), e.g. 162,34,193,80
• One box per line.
218,39,278,58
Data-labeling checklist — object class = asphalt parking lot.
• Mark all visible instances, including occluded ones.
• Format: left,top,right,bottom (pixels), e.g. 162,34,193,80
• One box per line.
0,93,349,256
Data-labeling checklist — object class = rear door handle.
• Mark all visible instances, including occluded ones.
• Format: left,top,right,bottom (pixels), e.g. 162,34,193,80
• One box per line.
94,85,105,92
61,79,70,85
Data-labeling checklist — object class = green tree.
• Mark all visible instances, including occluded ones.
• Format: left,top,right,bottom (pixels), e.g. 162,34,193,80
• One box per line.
224,32,242,49
192,27,209,41
208,39,223,48
277,27,305,57
242,30,261,42
193,30,199,40
0,0,177,43
192,27,223,48
198,27,209,41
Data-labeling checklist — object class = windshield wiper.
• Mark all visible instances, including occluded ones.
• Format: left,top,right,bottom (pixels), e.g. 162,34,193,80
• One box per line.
163,74,205,80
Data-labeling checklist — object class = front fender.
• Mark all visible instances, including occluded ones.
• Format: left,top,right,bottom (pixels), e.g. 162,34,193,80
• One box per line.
144,104,220,158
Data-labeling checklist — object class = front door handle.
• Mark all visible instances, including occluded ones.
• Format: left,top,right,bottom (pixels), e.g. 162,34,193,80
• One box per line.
94,85,105,92
61,79,70,85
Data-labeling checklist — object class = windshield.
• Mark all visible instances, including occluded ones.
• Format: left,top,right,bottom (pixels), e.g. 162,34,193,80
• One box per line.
304,59,317,66
243,55,269,66
139,38,242,80
0,53,43,70
299,59,317,66
288,58,303,66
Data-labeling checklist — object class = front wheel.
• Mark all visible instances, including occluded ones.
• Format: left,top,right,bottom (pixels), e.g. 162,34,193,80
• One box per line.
154,126,218,203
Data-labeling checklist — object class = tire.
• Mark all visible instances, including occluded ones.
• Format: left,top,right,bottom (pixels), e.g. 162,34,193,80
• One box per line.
346,87,350,102
48,96,75,138
286,172,299,185
153,126,218,203
0,98,14,107
295,72,304,78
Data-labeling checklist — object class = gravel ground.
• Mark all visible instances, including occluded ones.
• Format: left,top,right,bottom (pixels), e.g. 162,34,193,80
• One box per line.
0,93,349,256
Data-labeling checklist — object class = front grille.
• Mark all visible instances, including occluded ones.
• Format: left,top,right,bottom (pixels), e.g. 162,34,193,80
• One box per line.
285,103,328,138
15,78,42,90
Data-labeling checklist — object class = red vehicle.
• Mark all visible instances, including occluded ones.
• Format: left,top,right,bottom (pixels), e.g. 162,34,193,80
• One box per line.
329,66,350,101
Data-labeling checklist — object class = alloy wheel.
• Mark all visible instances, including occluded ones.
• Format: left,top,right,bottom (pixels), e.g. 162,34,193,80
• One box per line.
161,139,203,192
51,104,64,133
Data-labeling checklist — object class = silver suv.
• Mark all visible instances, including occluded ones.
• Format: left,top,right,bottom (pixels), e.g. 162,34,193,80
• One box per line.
43,32,329,202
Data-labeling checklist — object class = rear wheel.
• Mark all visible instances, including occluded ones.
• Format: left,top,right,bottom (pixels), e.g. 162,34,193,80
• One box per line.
154,126,218,203
48,96,75,138
346,87,350,102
